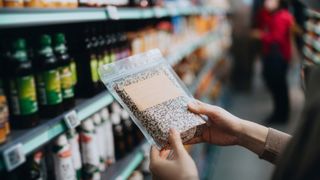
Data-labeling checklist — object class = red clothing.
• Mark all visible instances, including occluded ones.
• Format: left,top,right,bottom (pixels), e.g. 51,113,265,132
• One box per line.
256,8,294,62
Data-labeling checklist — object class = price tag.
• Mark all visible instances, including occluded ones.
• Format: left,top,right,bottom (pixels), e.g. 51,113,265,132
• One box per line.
107,6,120,20
3,143,25,171
64,110,79,129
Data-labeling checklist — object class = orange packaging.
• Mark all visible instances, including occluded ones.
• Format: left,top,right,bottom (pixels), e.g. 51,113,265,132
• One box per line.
0,0,3,7
4,0,24,7
0,96,8,144
24,0,42,7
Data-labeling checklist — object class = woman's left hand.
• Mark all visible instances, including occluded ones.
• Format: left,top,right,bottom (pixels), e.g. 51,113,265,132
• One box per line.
149,129,199,180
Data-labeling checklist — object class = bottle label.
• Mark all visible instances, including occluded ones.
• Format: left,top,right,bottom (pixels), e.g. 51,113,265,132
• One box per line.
9,75,38,115
37,69,62,105
103,54,110,64
90,57,99,83
59,66,74,99
80,132,100,166
53,145,76,180
110,53,116,63
69,133,82,170
70,60,77,86
98,59,104,70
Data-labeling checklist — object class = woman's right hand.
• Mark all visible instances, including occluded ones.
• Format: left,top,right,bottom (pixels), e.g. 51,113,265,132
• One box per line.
187,100,243,146
188,100,269,156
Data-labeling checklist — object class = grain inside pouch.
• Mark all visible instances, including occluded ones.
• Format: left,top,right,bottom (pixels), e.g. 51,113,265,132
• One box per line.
99,49,206,148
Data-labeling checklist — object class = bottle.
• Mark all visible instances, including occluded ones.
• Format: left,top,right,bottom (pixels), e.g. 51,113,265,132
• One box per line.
0,50,10,136
111,113,126,160
90,28,101,93
35,34,63,118
53,33,75,111
92,113,106,171
79,118,101,180
120,109,134,151
70,57,78,95
5,38,39,129
52,134,77,180
99,107,115,166
75,28,100,97
67,129,82,180
0,78,8,144
5,149,48,180
22,150,48,180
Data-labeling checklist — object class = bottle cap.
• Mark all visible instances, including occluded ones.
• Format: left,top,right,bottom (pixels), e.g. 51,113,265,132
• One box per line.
111,102,122,114
39,34,52,47
81,118,95,132
54,33,66,45
12,38,26,51
100,108,110,121
55,134,68,146
120,110,130,120
111,113,121,125
92,113,102,126
11,38,28,62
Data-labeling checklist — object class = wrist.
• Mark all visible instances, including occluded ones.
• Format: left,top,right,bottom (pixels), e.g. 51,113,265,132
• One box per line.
237,120,268,155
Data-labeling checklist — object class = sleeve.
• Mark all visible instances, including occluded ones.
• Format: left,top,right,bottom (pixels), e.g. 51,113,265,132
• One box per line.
259,128,291,164
260,12,293,45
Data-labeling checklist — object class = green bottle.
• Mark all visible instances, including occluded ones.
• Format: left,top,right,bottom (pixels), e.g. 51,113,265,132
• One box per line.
53,33,75,111
5,38,39,128
35,35,63,118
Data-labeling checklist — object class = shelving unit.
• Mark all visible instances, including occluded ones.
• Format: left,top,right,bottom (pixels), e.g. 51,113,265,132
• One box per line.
0,91,114,171
0,26,223,172
102,141,147,180
0,6,225,28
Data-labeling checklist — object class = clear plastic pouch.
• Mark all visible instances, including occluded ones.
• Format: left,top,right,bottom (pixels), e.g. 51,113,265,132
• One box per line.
99,49,205,149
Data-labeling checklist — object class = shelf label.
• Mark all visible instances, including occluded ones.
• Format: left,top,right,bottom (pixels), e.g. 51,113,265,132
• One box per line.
3,143,26,171
64,110,79,129
107,6,120,20
168,6,178,16
154,7,164,18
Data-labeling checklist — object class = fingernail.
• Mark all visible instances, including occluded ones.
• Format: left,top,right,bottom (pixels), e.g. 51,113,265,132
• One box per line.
188,101,197,108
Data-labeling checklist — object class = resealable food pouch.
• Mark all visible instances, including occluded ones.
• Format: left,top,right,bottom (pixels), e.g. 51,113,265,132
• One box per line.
99,49,206,149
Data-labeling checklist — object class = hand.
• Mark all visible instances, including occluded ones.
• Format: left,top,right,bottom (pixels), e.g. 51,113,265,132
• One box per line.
251,29,262,39
187,100,243,146
187,100,269,156
149,129,198,180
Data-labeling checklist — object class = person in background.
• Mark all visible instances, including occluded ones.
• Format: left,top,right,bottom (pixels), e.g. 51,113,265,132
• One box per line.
251,0,294,123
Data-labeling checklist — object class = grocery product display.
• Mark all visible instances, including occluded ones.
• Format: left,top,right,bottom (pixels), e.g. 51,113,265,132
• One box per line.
0,1,232,179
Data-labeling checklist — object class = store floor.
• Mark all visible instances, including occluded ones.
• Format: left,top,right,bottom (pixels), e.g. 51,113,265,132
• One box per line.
210,60,305,180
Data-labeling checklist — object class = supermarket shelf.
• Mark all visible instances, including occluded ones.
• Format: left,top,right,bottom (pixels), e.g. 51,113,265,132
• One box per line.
0,6,225,28
0,27,221,172
167,31,220,66
0,91,113,171
303,34,320,52
189,56,220,94
302,1,320,14
303,46,320,64
102,141,148,180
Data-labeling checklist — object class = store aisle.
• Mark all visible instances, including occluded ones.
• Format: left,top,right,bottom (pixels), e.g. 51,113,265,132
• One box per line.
210,60,304,180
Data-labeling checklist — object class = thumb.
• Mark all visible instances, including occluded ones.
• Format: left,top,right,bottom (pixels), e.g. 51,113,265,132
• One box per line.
168,129,187,157
188,100,214,116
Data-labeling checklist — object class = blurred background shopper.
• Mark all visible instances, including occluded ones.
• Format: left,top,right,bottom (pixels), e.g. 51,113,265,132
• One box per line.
251,0,294,124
